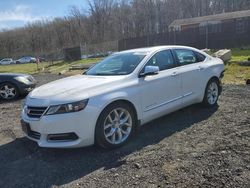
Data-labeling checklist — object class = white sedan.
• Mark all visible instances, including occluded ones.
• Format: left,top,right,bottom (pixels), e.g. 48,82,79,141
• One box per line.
0,58,15,65
21,46,225,149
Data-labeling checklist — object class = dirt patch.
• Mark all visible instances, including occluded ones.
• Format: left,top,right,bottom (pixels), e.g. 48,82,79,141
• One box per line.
0,74,249,188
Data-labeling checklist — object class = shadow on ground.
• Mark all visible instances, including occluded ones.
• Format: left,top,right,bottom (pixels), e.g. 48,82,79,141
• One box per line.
0,104,218,187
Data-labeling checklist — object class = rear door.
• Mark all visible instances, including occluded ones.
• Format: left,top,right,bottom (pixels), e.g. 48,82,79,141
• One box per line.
172,49,207,105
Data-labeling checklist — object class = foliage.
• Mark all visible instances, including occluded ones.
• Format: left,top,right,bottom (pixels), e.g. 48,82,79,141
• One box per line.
0,0,250,58
223,48,250,84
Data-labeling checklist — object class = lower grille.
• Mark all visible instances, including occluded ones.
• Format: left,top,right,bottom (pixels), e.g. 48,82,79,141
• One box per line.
27,106,47,118
47,133,78,142
28,130,41,140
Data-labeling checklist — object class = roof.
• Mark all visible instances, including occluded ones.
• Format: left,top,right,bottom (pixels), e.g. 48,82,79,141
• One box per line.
120,46,168,54
118,45,207,55
169,9,250,27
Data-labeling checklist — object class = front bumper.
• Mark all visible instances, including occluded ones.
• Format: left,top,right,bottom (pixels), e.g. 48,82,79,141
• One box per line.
219,70,225,95
21,105,98,148
18,83,36,95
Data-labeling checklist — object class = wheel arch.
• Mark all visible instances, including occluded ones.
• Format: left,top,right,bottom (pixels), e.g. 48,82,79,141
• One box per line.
97,99,139,125
204,76,220,91
94,98,139,137
209,76,220,83
0,81,20,93
199,76,220,103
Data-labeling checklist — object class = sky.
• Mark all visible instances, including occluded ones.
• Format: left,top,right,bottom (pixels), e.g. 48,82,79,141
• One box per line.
0,0,88,30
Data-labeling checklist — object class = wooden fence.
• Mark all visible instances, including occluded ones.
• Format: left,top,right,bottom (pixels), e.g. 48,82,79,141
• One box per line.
118,19,250,50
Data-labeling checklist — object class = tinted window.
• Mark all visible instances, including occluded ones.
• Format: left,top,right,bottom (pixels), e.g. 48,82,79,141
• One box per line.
194,51,206,62
174,49,197,65
145,50,175,71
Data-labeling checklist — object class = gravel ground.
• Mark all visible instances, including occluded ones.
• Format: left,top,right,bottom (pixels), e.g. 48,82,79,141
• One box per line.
0,74,249,188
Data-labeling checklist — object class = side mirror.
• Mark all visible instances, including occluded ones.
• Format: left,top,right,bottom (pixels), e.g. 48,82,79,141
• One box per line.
139,66,160,77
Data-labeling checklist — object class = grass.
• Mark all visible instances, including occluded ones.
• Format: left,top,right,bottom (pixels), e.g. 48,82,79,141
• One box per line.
46,58,101,74
0,58,101,75
223,63,250,84
223,48,250,84
0,62,50,74
230,48,250,62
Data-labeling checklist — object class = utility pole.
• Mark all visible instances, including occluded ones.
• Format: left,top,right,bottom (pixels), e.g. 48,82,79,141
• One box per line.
205,0,209,48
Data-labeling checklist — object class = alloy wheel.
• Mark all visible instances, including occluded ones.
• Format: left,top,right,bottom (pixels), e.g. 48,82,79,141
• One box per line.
103,108,132,145
0,84,17,100
207,82,219,105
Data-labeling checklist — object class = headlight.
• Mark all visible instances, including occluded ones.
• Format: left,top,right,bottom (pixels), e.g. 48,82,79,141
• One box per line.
15,76,31,84
46,99,89,115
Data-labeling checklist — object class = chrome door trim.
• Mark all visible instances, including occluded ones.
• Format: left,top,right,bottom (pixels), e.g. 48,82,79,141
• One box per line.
183,92,193,97
144,92,193,112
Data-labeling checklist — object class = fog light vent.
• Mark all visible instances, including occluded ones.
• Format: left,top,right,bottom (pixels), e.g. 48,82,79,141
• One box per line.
47,133,78,142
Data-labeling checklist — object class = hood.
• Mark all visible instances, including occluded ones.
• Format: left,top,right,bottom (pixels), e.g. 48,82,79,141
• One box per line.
28,74,126,105
0,73,28,77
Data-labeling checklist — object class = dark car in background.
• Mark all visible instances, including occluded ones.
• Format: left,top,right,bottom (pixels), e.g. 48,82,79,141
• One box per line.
0,73,36,100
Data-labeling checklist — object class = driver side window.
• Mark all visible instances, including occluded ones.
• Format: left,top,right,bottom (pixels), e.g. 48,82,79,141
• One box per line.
145,50,175,71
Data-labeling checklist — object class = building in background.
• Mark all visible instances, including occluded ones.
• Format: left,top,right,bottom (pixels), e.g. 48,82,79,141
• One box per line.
119,10,250,51
169,9,250,35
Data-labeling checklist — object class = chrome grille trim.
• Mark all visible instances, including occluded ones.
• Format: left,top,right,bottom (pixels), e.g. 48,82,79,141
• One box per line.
27,106,48,119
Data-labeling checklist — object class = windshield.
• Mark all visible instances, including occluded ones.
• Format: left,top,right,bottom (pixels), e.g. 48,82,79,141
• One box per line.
86,52,146,76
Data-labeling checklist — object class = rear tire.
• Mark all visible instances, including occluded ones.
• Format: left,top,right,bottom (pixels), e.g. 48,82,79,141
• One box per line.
202,79,219,107
95,102,136,149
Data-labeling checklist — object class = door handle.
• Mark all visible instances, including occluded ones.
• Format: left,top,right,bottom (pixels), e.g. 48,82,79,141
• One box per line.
171,72,178,76
198,66,205,71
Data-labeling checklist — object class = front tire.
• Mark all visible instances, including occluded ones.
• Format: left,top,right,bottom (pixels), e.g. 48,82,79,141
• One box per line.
0,83,19,100
95,102,136,149
202,79,219,107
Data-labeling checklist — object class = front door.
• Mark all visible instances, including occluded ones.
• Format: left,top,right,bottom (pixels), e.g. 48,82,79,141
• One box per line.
139,50,182,123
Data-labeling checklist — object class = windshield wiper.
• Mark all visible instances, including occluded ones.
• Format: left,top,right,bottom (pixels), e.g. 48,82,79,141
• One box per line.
93,73,114,76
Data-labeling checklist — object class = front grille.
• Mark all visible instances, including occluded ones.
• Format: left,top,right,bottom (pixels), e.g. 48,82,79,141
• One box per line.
27,106,47,118
27,76,34,82
28,130,41,140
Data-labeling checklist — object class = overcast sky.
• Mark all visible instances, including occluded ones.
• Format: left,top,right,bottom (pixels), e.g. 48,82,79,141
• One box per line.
0,0,87,30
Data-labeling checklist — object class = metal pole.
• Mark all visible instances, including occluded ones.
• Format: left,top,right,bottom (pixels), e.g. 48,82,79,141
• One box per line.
205,0,208,48
206,21,208,48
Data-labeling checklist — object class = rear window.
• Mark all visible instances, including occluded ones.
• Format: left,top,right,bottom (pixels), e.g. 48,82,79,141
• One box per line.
174,49,197,65
194,51,206,62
